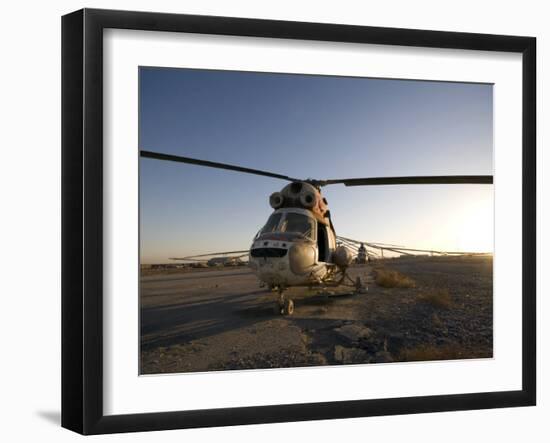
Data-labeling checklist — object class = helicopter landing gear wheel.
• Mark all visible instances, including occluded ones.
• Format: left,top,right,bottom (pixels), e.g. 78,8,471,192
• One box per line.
275,289,294,315
283,299,294,315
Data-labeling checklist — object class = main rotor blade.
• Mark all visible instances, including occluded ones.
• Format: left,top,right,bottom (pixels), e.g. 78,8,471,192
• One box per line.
319,175,493,187
140,150,300,182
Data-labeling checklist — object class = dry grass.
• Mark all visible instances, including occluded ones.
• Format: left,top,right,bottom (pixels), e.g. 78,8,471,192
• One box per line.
417,289,453,309
398,343,466,362
374,267,416,288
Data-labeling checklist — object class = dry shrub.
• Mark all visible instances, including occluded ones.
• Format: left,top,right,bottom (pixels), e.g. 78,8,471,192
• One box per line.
399,343,465,362
374,267,415,288
417,289,453,309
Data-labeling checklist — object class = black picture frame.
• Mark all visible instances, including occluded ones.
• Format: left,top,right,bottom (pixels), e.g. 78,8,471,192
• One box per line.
62,8,536,435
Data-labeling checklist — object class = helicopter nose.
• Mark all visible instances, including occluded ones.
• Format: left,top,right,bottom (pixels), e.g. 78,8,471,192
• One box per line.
249,256,287,271
288,243,316,274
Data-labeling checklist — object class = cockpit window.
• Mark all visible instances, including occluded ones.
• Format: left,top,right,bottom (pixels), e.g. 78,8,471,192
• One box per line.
260,213,282,235
256,211,316,240
279,213,315,239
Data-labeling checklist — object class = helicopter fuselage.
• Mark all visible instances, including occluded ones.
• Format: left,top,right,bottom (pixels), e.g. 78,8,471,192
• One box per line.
248,181,353,289
248,208,333,287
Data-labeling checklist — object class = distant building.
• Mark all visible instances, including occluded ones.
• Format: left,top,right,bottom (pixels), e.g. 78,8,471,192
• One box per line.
150,263,180,270
207,256,244,267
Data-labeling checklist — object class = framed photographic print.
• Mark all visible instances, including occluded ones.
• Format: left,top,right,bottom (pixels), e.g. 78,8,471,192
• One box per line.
61,8,536,435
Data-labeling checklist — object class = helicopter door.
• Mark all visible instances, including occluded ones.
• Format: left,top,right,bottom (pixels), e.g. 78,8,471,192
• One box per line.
317,221,328,262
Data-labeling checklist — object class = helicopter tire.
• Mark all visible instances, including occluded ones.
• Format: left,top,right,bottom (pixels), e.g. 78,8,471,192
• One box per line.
283,299,294,315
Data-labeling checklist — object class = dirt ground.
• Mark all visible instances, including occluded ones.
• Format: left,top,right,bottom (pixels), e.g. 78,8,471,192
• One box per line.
140,256,493,374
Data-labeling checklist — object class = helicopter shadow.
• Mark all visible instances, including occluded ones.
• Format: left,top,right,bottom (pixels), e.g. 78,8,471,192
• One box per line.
142,269,254,284
140,276,361,352
140,289,274,351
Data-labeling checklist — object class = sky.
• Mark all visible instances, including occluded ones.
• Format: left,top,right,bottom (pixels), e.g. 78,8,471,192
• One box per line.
139,67,493,264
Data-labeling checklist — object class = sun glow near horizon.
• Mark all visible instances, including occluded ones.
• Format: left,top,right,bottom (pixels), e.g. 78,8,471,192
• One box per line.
453,189,494,253
330,184,494,259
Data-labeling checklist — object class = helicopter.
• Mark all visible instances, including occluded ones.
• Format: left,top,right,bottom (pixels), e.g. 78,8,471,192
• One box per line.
141,149,493,315
356,243,368,264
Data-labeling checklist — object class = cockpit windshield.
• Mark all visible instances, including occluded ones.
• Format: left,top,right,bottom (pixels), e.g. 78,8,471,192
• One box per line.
279,213,315,238
258,212,315,240
260,213,282,235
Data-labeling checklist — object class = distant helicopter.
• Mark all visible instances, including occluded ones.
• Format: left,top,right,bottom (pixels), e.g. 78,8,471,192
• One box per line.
141,150,493,315
356,243,368,264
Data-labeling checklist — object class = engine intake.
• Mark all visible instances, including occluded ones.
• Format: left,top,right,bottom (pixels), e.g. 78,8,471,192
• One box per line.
269,192,284,209
300,191,317,208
